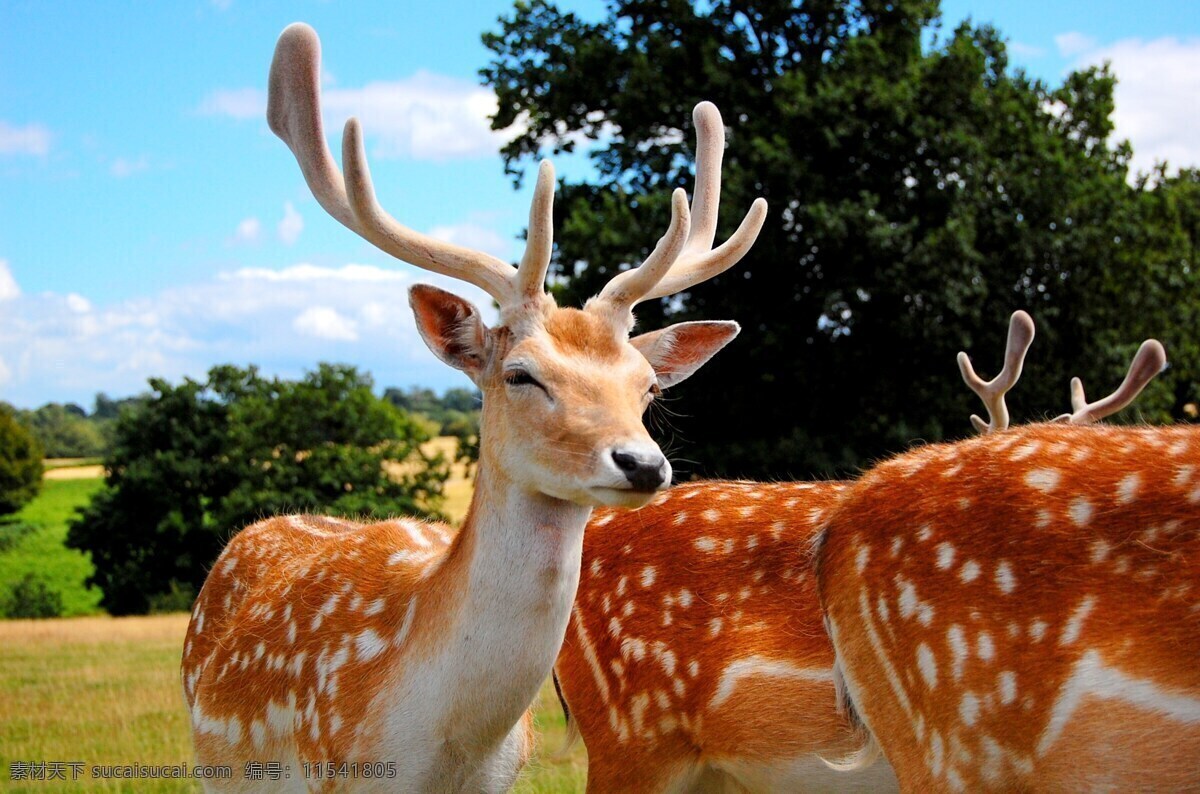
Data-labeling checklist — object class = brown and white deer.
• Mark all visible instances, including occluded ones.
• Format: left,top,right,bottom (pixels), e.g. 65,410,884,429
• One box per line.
554,311,1164,792
181,22,767,792
815,330,1199,791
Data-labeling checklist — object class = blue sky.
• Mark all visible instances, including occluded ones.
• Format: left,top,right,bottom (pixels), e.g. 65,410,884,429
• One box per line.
1,0,1197,409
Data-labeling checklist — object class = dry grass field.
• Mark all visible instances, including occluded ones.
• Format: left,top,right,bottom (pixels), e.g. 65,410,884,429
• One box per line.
0,615,586,792
0,447,588,791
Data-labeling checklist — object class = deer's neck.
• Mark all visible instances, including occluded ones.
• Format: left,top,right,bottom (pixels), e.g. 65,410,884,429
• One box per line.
423,451,590,752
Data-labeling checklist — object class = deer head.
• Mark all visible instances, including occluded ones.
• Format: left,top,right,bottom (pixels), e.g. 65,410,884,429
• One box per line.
268,23,766,508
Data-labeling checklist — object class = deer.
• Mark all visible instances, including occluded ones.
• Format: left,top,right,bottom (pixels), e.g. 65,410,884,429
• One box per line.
553,310,1165,792
814,325,1197,791
181,22,767,792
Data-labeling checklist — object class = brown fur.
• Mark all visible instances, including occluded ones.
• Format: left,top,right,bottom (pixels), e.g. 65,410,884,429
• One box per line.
816,423,1200,791
556,480,877,792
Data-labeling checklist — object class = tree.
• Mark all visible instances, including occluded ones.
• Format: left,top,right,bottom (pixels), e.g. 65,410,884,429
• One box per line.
482,0,1199,479
15,402,108,458
0,406,42,516
67,364,449,615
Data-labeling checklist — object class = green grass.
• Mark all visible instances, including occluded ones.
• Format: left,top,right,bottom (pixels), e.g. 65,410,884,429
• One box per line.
0,615,587,792
0,479,104,617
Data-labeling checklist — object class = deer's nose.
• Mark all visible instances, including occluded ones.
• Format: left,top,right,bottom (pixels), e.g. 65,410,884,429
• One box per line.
611,448,668,492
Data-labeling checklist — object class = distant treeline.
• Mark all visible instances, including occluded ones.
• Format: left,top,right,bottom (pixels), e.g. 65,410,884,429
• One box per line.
7,384,481,460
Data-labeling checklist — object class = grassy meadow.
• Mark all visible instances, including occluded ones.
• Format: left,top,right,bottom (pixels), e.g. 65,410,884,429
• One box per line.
0,450,587,792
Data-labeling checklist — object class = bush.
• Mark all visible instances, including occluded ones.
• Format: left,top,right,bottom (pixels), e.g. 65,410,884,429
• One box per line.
148,580,196,614
68,363,449,615
0,519,36,552
0,407,42,516
2,574,64,619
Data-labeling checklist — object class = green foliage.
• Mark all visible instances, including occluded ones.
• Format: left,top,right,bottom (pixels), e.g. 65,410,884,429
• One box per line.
0,520,36,552
147,580,196,614
13,402,109,458
1,573,64,619
67,363,449,615
0,407,43,516
482,0,1200,478
0,478,105,617
384,386,482,465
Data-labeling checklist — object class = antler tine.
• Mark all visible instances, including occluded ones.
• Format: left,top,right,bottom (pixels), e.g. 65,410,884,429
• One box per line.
595,189,692,311
1055,339,1167,425
515,160,556,300
957,310,1036,434
341,119,517,302
593,102,767,314
270,23,547,306
639,102,767,302
267,23,359,233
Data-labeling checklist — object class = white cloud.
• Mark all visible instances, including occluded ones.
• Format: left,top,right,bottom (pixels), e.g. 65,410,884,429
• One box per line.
200,71,522,160
0,260,496,408
0,121,51,156
0,259,20,301
277,201,303,245
1067,36,1200,175
234,216,261,244
110,155,150,178
294,306,359,341
1056,32,1098,57
1008,41,1046,59
427,223,513,261
65,293,91,313
198,88,265,120
226,263,410,283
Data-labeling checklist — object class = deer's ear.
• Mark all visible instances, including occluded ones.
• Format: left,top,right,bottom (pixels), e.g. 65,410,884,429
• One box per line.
630,321,740,389
409,284,488,378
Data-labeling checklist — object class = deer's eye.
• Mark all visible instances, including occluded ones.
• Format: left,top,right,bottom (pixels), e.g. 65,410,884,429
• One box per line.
505,369,544,390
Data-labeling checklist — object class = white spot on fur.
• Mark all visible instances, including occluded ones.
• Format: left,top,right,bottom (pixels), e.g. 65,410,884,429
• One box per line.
640,566,657,588
959,559,981,583
1116,473,1141,504
917,642,938,688
977,631,995,661
1069,498,1094,526
960,692,980,726
1060,595,1096,645
856,545,870,573
916,525,933,542
936,542,956,570
999,670,1017,705
694,536,717,552
710,656,834,708
1010,442,1041,461
897,578,918,619
995,561,1016,595
1024,468,1061,491
948,624,968,680
354,628,386,661
1029,619,1048,642
702,509,720,523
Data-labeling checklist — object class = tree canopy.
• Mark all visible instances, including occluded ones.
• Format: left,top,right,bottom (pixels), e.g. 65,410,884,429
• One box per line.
482,0,1199,478
67,363,448,615
0,406,42,517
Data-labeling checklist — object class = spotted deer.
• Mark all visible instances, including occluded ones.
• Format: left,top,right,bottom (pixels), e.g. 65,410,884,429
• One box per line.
814,334,1200,791
554,311,1164,793
181,23,767,792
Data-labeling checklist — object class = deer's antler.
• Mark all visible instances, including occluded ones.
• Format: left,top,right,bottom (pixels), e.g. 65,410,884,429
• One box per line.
1053,339,1167,425
268,23,553,307
592,102,768,315
957,310,1036,434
